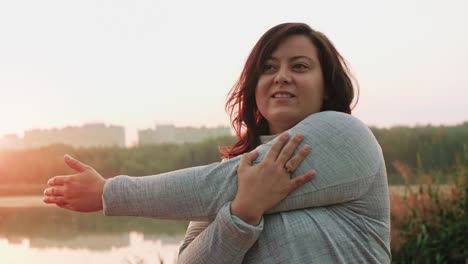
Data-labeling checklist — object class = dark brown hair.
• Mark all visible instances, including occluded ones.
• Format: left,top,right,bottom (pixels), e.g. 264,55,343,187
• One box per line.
220,22,358,159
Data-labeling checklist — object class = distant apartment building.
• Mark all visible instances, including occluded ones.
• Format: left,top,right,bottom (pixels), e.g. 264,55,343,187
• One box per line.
0,123,125,150
138,124,232,145
0,134,24,150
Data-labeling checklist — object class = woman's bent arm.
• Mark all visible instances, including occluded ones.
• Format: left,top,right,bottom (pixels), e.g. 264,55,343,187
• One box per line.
177,203,263,264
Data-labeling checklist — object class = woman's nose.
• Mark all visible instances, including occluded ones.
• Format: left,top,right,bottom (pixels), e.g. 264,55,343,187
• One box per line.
274,68,291,84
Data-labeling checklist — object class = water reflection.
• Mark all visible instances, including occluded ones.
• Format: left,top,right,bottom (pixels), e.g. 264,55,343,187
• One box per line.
0,207,188,242
0,232,181,264
0,203,189,263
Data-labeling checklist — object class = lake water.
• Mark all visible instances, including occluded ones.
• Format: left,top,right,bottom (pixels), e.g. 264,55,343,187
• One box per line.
0,196,188,264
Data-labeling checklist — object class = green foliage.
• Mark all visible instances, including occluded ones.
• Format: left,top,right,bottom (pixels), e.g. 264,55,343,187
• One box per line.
391,183,467,263
370,122,468,184
0,136,235,194
0,122,466,190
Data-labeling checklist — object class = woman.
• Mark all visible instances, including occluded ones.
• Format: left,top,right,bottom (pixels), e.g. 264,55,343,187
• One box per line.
44,23,391,263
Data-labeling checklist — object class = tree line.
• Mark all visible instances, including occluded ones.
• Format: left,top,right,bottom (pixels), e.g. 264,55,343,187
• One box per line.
0,122,466,188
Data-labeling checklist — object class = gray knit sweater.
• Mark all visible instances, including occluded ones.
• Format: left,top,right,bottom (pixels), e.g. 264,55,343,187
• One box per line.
103,111,391,263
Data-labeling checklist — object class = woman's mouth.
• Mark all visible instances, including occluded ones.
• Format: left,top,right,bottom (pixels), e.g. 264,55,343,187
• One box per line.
271,91,296,99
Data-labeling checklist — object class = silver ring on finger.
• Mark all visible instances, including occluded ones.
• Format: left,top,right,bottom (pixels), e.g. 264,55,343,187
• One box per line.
284,164,293,174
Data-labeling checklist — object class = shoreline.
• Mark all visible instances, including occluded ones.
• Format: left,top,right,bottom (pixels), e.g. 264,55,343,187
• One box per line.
0,195,53,208
0,184,455,208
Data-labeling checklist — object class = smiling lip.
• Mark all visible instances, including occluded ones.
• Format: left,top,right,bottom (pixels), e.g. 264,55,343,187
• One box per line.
271,91,296,99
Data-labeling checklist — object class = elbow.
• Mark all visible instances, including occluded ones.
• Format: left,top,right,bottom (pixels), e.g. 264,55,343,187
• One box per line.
299,111,384,176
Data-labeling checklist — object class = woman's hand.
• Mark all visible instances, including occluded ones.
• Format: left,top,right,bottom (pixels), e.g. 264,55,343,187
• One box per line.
43,154,106,212
231,133,315,225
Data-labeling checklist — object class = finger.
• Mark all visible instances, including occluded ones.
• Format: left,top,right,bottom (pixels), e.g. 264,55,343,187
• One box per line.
264,132,289,161
239,153,249,169
288,170,316,193
276,134,304,164
47,175,71,186
64,154,90,173
239,150,259,170
43,187,65,196
284,145,311,172
56,202,73,211
42,195,66,204
245,150,259,165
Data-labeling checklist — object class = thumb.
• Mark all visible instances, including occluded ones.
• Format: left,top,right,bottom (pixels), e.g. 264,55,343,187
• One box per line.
64,154,89,173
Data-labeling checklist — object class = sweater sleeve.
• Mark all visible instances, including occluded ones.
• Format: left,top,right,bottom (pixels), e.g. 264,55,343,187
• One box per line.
177,202,263,264
103,111,384,220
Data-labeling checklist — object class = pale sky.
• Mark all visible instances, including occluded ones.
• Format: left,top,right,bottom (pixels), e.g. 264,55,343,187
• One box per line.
0,0,467,145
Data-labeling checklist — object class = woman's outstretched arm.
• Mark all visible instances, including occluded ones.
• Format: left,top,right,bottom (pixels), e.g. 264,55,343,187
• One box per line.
102,111,383,220
44,111,384,221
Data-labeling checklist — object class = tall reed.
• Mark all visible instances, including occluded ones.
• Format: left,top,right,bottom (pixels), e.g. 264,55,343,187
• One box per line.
390,160,467,263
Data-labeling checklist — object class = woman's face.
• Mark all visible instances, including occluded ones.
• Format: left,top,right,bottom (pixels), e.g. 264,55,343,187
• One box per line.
255,34,325,135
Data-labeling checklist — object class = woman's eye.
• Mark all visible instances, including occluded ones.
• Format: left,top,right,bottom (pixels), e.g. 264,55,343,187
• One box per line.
262,63,277,73
293,64,309,71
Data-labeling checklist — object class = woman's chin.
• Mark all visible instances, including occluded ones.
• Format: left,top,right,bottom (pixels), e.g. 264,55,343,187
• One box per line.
267,116,302,134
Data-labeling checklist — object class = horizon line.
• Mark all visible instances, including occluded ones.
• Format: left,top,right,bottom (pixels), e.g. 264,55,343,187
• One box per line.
1,119,467,140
